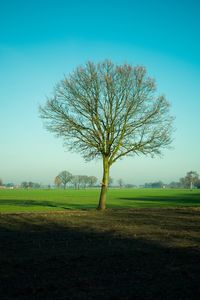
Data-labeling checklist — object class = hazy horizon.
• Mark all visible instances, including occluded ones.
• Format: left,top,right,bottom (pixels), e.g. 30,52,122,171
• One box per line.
1,0,200,185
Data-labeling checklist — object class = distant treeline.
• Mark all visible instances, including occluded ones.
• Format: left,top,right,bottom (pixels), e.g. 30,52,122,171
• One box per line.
143,171,200,189
1,171,199,190
55,171,98,189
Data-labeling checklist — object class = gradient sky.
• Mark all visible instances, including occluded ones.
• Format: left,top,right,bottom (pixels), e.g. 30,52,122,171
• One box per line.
0,0,200,185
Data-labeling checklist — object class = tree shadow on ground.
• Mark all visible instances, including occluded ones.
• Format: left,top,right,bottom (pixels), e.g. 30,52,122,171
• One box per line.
118,193,200,205
0,212,200,300
0,199,95,210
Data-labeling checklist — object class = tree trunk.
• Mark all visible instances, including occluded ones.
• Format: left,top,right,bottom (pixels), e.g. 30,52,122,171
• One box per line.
98,156,110,210
190,180,193,190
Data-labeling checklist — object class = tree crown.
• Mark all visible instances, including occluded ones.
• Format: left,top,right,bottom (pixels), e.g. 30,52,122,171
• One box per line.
40,60,174,165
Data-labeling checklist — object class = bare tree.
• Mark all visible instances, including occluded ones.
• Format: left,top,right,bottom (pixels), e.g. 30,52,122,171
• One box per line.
54,175,62,188
108,177,113,187
118,178,124,188
21,182,28,188
75,175,87,189
180,171,199,189
71,175,79,189
40,60,173,209
88,176,98,187
81,175,89,188
71,175,84,189
58,170,72,189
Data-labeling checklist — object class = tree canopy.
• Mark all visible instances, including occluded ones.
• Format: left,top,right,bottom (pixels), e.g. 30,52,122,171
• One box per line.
57,171,73,189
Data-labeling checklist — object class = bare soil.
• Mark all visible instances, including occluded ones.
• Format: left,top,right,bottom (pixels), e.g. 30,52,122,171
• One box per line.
0,208,200,299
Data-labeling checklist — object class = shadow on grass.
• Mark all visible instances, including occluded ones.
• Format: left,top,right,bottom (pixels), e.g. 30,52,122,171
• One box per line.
0,199,95,210
0,211,200,300
118,193,200,206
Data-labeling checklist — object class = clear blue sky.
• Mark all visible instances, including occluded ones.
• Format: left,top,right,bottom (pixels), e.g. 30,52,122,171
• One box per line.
0,0,200,185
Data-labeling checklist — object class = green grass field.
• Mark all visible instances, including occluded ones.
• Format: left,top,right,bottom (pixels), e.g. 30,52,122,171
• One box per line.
0,188,200,212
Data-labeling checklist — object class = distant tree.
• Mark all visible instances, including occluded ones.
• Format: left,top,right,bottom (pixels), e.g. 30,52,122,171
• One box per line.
71,175,98,188
40,60,174,209
32,183,41,189
179,177,185,188
187,171,199,189
144,183,150,188
0,179,3,186
79,175,87,189
21,181,40,189
169,181,181,189
28,182,33,188
118,178,124,188
21,182,28,188
81,175,89,188
195,179,200,189
58,171,72,189
152,181,164,188
108,177,113,187
88,176,98,187
71,175,85,189
5,183,15,188
54,175,62,188
125,183,137,188
71,175,79,189
144,181,164,188
180,171,199,189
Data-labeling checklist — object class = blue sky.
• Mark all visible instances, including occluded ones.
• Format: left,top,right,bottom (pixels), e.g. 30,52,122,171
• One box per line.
0,0,200,185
